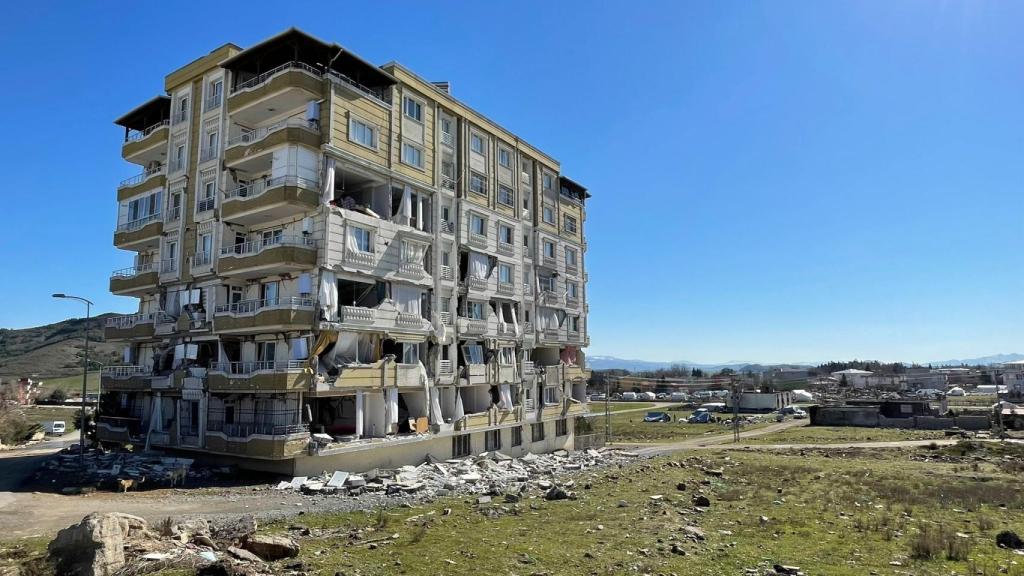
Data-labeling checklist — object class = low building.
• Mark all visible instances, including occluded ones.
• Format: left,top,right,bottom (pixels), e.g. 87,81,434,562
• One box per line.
725,391,791,413
830,369,873,389
0,378,38,405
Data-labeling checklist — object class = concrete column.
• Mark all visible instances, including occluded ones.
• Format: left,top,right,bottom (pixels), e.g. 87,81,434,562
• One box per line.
198,393,208,446
355,390,363,439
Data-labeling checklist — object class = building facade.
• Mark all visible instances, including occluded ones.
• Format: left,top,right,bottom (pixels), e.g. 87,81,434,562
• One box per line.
101,29,590,474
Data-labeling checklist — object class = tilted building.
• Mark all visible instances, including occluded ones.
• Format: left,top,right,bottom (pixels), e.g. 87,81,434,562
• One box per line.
100,29,591,474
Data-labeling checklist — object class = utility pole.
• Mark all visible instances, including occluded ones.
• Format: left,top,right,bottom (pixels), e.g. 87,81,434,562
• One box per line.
53,293,94,469
731,378,740,443
604,375,611,444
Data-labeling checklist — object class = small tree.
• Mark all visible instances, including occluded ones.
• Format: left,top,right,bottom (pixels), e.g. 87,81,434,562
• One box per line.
47,388,67,403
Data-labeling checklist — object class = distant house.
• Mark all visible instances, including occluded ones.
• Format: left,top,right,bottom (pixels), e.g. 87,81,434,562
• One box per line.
831,369,873,389
997,360,1024,399
1,378,38,405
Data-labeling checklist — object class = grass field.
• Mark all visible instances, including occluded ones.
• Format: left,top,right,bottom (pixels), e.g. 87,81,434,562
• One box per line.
34,372,101,396
607,409,772,443
247,442,1024,575
16,405,79,432
740,425,949,445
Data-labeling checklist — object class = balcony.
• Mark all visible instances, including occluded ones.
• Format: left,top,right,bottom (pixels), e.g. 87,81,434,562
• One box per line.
191,250,214,276
122,120,169,163
539,290,561,307
224,118,321,166
497,241,515,256
113,214,163,250
467,232,488,250
214,297,315,333
457,317,487,335
207,360,311,393
497,281,515,296
104,313,162,341
466,276,488,292
218,235,317,278
109,263,158,295
196,197,216,214
396,312,429,330
222,174,320,225
343,248,376,269
339,305,376,325
566,262,579,277
100,365,151,391
117,165,165,201
541,254,557,269
566,296,580,309
440,265,453,281
439,311,453,326
440,219,455,234
227,61,323,124
164,205,182,224
440,131,455,148
160,258,178,275
523,283,534,297
397,259,428,280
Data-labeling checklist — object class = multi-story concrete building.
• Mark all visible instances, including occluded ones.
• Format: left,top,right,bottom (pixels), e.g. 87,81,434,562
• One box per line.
100,29,591,474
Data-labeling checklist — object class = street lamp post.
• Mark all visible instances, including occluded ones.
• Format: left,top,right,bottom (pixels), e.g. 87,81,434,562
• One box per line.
53,293,93,469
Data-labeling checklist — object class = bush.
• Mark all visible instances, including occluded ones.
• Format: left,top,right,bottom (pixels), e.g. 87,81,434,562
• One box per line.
910,524,971,561
47,388,67,403
0,410,40,445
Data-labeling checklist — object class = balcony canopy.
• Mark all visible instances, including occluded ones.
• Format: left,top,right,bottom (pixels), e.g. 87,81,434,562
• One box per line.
114,96,171,131
559,176,590,202
222,28,396,98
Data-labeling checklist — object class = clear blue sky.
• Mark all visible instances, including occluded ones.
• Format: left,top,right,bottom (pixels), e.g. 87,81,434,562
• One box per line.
1,1,1021,364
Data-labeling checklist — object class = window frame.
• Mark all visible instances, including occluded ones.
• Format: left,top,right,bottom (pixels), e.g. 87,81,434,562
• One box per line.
498,263,513,285
469,171,487,196
348,115,377,149
497,223,514,246
563,214,578,234
498,147,512,168
470,132,486,156
401,142,424,169
470,213,487,237
542,205,555,224
352,227,373,253
403,95,423,123
498,185,515,207
511,426,523,447
452,434,471,457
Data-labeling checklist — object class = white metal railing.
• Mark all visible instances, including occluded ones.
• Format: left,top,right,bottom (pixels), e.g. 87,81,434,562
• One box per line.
102,365,149,377
497,282,515,295
171,109,189,125
110,262,155,279
116,213,162,233
467,276,488,292
325,69,389,104
439,311,452,325
397,312,425,327
105,312,163,329
523,283,534,297
340,306,375,324
192,251,212,267
214,296,314,315
227,117,319,147
211,360,306,374
440,132,455,147
233,61,320,93
199,147,218,163
440,265,453,281
439,359,454,375
399,261,426,276
460,318,487,333
344,249,375,267
468,232,488,247
125,120,169,143
118,165,165,188
220,235,315,257
160,258,177,274
196,197,216,213
164,206,181,223
524,398,536,411
441,176,455,190
204,93,222,112
440,220,454,233
224,174,319,200
497,241,514,256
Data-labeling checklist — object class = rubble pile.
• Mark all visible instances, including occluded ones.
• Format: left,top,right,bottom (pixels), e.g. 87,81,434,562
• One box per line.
34,447,228,492
274,447,638,503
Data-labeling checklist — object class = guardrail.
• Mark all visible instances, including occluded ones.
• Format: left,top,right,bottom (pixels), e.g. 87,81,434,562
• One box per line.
110,262,156,278
224,174,319,200
214,296,314,315
116,213,162,233
210,360,307,374
226,117,319,147
124,120,169,143
118,165,165,188
233,61,320,93
101,365,150,377
220,235,315,257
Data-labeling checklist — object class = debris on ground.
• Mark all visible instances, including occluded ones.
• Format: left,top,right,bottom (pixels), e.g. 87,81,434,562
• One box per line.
33,446,230,492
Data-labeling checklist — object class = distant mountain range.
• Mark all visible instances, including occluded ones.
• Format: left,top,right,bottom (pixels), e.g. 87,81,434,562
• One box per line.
926,354,1024,367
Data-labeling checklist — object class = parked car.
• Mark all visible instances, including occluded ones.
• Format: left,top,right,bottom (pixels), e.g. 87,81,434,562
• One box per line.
43,420,66,436
621,392,637,401
686,408,713,424
655,393,668,400
643,411,672,423
780,405,807,419
670,392,689,402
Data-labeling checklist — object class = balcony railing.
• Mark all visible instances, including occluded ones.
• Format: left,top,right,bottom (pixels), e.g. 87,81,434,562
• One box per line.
192,251,212,268
497,282,515,295
227,117,319,148
539,290,561,306
459,318,487,334
522,321,533,334
164,206,181,223
339,306,375,324
523,283,534,297
220,235,315,257
325,69,389,104
196,197,216,213
439,311,452,325
439,359,454,375
224,174,319,200
160,258,177,274
118,165,165,189
344,249,375,267
398,260,426,277
440,220,455,234
169,158,186,173
110,262,155,279
566,262,579,276
125,120,169,143
468,232,488,248
233,61,320,93
522,361,536,376
116,213,162,233
440,132,455,147
541,255,557,268
105,312,164,329
171,109,189,125
497,241,514,256
466,276,488,292
102,365,149,377
397,312,426,328
440,265,453,281
214,296,314,315
207,420,307,438
211,360,307,374
204,93,222,112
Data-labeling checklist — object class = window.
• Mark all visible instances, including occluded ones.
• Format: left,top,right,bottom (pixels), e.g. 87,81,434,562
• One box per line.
440,117,453,136
531,422,545,442
467,301,485,320
403,96,422,122
470,133,485,155
563,215,578,234
207,131,219,152
567,282,579,299
441,250,450,267
485,430,501,452
543,173,554,190
498,346,515,365
462,344,484,364
261,281,280,305
555,419,568,437
452,434,471,457
565,247,578,268
543,240,555,259
498,185,514,207
258,341,276,363
261,229,282,246
498,223,513,246
511,426,523,447
349,117,377,148
498,263,513,284
470,214,486,236
352,227,372,252
542,205,555,224
498,148,511,168
469,172,487,195
539,276,555,292
208,79,222,108
544,387,559,404
441,205,451,222
402,143,423,168
569,315,580,332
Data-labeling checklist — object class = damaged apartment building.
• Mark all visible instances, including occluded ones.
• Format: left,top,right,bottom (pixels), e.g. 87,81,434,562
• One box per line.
100,28,591,475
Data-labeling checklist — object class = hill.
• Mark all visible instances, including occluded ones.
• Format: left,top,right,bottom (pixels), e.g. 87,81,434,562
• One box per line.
927,353,1024,367
0,314,122,383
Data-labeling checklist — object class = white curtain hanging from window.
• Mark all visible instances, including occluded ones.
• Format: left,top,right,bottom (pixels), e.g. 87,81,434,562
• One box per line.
321,158,335,205
345,226,362,255
318,270,337,320
498,383,513,410
495,303,506,331
289,337,309,360
469,252,489,280
402,241,425,265
509,306,520,337
395,185,413,226
393,285,422,315
386,387,399,428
